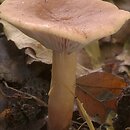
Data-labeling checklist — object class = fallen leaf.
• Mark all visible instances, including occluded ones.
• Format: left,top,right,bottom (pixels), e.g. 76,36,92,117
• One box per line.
76,87,107,123
76,72,127,123
1,20,52,64
77,72,127,95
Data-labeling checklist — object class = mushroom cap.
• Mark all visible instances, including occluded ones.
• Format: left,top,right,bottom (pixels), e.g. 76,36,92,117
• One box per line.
0,0,130,52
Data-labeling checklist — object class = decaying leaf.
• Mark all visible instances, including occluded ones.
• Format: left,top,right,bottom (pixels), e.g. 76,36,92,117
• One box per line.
76,72,127,123
1,20,52,64
77,72,127,95
76,86,108,123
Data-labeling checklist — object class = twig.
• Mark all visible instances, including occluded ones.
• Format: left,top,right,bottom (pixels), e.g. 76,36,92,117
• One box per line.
76,98,95,130
78,121,87,130
3,81,47,107
72,120,83,126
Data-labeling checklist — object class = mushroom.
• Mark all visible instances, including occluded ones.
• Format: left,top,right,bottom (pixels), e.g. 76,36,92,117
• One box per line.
0,0,130,130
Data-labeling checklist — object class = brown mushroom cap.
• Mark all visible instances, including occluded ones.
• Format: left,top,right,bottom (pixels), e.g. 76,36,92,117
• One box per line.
0,0,130,52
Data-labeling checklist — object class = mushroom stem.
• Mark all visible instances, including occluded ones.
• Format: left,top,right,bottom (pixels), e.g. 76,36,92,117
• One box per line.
48,51,77,130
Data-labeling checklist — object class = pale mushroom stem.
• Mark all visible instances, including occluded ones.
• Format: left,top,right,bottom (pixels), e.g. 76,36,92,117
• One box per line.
48,51,77,130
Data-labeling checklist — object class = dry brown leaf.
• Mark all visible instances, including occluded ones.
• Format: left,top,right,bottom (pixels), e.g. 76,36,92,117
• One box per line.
77,72,127,95
1,20,52,64
76,87,107,123
76,72,127,123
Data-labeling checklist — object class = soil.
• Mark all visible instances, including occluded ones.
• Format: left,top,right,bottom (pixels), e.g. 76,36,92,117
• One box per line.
113,87,130,130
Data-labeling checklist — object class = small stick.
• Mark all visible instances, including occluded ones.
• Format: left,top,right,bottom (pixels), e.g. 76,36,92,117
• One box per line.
78,121,87,130
3,81,47,107
76,98,95,130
